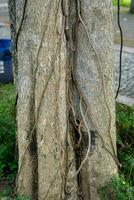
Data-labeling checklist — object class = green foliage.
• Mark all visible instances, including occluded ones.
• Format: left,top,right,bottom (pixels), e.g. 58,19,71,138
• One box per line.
0,83,17,179
112,0,131,7
0,184,12,198
98,103,134,199
0,184,30,199
116,103,134,185
98,176,134,200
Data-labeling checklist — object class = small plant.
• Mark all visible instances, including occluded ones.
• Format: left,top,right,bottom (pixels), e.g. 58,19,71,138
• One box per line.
116,103,134,186
99,103,134,199
98,176,134,200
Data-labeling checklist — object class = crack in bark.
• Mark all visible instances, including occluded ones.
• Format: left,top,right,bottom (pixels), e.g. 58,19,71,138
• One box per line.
15,0,27,50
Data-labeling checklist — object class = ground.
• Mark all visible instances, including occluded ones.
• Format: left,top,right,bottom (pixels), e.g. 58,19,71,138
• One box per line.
113,6,134,47
113,6,134,105
115,46,134,98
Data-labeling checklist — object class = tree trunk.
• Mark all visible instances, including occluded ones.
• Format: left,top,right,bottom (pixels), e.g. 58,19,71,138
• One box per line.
75,1,118,199
10,0,118,199
130,0,134,13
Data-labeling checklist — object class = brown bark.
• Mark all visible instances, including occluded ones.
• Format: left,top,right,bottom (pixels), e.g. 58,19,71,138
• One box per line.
10,0,118,199
75,1,118,199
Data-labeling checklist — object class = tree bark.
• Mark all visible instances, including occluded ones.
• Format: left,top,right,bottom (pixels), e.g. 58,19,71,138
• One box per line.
75,1,118,199
10,0,118,199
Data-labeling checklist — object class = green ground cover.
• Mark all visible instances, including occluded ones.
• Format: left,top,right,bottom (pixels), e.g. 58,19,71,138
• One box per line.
0,83,16,179
0,83,17,198
99,103,134,199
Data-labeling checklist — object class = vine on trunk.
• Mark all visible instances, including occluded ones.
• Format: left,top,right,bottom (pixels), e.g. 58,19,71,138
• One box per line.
14,0,119,198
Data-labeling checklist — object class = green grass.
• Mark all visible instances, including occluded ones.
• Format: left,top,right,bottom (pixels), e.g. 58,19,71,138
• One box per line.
0,83,17,180
0,84,31,199
112,0,131,7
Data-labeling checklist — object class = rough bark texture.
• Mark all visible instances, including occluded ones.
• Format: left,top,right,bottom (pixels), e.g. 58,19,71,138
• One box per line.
15,0,78,199
10,0,118,199
75,1,118,199
8,0,17,81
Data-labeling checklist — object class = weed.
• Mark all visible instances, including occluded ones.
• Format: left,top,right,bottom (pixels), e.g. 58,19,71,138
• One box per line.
116,103,134,185
98,176,134,200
